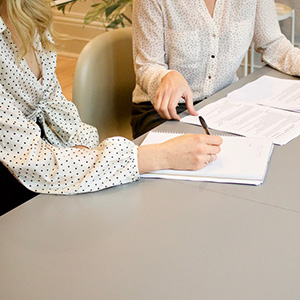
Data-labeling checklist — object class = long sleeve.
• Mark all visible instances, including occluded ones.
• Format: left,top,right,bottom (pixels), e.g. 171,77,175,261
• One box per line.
0,18,140,195
0,86,140,194
254,0,300,76
132,0,171,104
132,0,299,106
28,74,100,150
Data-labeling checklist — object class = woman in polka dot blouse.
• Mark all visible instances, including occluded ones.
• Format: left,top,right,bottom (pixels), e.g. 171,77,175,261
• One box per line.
131,0,300,138
0,0,222,214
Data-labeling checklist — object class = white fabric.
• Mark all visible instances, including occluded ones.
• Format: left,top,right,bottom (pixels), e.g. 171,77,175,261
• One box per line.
132,0,300,105
0,17,139,195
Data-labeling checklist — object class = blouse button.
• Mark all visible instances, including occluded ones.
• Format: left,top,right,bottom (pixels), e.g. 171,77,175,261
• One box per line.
211,55,215,58
208,75,212,79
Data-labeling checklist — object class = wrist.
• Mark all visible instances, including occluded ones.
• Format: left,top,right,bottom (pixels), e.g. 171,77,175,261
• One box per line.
138,144,169,174
161,70,179,82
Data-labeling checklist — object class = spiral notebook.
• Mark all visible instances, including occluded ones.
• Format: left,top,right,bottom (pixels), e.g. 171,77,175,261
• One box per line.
141,131,274,185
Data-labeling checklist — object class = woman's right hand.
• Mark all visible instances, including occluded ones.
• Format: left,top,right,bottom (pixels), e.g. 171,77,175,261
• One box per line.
154,71,198,120
138,134,223,174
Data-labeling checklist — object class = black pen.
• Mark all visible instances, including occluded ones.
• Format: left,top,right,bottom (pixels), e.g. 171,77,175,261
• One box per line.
199,116,211,135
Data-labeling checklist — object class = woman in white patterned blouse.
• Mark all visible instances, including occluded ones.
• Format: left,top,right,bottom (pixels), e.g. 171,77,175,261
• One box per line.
131,0,300,138
0,0,222,215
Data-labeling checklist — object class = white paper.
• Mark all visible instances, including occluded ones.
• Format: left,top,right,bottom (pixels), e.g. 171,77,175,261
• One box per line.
141,132,274,185
182,76,300,144
228,76,300,112
182,98,300,145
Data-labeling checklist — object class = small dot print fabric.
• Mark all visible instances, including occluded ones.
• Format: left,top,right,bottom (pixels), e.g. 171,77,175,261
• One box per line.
0,17,139,194
132,0,300,105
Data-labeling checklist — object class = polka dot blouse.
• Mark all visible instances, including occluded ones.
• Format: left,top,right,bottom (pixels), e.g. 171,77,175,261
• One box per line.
132,0,300,105
0,18,140,194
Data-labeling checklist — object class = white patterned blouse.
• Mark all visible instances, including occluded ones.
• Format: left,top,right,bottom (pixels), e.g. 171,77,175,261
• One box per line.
0,18,139,194
132,0,300,104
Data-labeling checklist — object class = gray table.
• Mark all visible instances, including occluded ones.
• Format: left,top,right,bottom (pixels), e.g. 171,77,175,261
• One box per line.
1,67,300,300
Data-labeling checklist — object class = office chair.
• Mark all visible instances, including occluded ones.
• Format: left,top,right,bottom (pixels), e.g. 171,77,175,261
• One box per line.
72,27,135,141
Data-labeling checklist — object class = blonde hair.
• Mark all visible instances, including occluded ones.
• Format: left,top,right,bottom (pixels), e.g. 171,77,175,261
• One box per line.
5,0,57,59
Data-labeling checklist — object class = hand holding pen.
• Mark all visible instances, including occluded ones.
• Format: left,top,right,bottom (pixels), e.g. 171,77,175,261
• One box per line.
198,115,220,164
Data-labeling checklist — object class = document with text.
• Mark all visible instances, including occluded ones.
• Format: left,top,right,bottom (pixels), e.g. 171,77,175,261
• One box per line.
181,76,300,145
181,99,300,145
141,131,274,185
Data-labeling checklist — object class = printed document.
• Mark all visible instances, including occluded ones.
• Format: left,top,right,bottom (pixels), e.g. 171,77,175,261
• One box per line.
182,99,300,145
181,76,300,145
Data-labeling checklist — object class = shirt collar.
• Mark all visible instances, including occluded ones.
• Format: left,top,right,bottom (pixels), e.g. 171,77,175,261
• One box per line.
0,17,7,34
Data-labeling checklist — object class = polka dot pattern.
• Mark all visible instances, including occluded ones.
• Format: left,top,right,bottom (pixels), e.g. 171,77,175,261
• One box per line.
132,0,300,105
0,18,140,194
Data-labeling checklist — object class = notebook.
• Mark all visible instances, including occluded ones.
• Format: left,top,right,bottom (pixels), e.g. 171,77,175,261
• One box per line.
140,131,274,185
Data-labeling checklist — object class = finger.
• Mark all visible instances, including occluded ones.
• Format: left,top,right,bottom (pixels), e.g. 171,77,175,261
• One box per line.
155,91,171,119
168,91,182,120
168,105,180,120
204,154,217,165
154,91,163,113
211,154,217,162
197,134,223,146
184,89,198,116
159,94,172,119
207,136,223,146
204,144,222,155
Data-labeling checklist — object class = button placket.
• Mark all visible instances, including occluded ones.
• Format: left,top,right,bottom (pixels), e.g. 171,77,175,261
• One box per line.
205,26,219,95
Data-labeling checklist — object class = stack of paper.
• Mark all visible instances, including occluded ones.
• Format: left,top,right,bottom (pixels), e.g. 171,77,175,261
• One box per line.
141,131,274,185
228,76,300,112
181,76,300,145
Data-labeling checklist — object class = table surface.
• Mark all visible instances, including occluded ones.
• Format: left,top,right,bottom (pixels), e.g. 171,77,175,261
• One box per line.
1,66,300,300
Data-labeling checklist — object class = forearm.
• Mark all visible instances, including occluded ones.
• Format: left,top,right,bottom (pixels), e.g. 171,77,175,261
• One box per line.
138,144,168,174
254,0,300,77
138,134,223,174
0,98,139,194
133,0,170,101
261,36,300,76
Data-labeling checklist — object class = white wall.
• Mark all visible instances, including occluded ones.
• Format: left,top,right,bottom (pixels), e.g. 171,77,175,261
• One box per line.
52,2,106,57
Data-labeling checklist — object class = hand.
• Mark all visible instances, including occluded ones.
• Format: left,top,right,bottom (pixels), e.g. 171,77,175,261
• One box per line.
160,134,222,170
138,134,223,174
154,71,198,120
